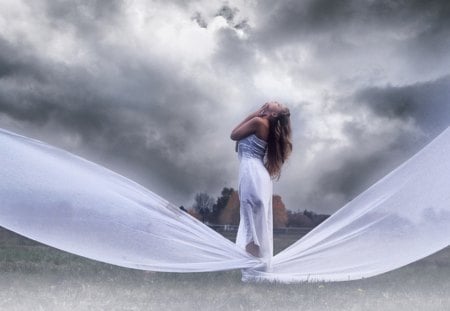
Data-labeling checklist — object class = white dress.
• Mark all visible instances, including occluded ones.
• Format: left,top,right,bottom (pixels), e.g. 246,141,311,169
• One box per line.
235,134,273,272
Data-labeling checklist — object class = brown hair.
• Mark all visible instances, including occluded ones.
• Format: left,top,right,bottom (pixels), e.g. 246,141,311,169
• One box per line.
265,107,293,180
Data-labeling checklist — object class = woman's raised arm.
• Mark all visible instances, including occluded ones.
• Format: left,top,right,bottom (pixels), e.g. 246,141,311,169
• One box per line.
230,104,268,141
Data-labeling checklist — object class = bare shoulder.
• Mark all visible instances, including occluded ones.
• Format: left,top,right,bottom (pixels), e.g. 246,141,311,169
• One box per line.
230,116,268,141
254,117,269,141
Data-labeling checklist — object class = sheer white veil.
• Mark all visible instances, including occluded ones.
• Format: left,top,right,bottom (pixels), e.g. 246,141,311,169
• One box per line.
1,126,449,282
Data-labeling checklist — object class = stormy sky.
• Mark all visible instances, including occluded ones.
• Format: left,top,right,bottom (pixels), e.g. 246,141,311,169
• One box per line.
1,0,449,214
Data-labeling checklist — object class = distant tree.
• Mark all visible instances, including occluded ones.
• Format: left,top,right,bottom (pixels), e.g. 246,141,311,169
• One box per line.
273,195,288,228
287,210,314,227
209,187,235,224
303,209,314,220
308,211,330,226
192,192,214,223
218,190,240,225
287,209,331,227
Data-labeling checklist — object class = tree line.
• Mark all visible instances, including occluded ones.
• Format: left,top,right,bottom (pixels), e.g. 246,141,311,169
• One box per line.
186,187,330,228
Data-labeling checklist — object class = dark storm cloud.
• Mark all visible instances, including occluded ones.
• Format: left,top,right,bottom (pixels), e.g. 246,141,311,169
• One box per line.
215,4,238,23
0,1,234,204
194,5,255,80
255,0,450,42
310,75,450,209
191,12,208,28
0,38,47,82
192,4,250,32
212,27,256,72
252,0,450,71
0,38,106,130
355,75,450,135
216,4,250,31
314,122,419,206
0,49,223,202
36,0,124,39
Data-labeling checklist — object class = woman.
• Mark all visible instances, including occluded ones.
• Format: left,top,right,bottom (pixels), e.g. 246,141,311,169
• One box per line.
230,101,292,269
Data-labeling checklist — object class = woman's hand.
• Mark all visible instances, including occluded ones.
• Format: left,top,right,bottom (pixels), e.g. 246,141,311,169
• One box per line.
230,116,268,141
254,103,269,117
230,103,270,141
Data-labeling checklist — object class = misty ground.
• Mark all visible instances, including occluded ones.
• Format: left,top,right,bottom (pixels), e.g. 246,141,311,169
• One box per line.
1,229,449,311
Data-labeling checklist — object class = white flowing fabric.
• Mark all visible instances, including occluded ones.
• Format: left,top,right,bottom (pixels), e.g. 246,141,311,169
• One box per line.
1,126,450,283
0,127,260,272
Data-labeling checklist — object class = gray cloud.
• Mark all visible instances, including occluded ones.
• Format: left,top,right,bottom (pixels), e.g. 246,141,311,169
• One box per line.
355,75,450,135
216,4,239,23
255,0,450,43
314,122,417,204
252,0,450,86
191,11,208,28
36,0,124,39
212,27,256,74
0,2,235,205
308,75,450,210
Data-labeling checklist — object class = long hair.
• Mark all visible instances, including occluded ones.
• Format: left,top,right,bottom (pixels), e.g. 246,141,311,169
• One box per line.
265,107,293,180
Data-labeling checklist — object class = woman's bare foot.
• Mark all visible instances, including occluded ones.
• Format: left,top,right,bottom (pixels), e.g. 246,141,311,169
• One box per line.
246,242,260,257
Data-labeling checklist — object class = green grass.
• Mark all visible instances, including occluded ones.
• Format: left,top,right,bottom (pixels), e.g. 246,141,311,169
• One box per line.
1,229,449,311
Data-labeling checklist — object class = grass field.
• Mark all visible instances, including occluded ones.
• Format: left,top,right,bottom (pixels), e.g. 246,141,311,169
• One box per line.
1,227,449,311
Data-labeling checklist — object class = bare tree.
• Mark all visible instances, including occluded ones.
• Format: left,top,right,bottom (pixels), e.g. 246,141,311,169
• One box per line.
192,192,214,223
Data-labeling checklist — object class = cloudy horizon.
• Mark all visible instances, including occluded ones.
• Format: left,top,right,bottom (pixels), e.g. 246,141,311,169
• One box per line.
1,0,449,215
